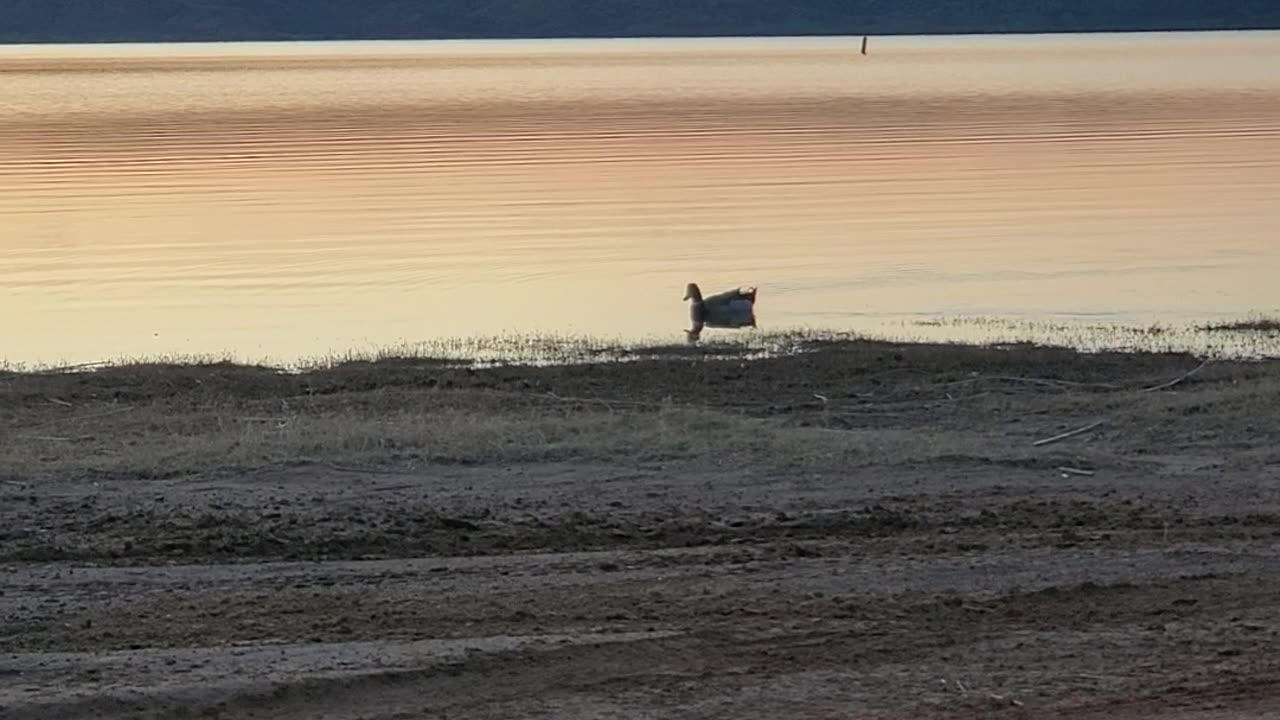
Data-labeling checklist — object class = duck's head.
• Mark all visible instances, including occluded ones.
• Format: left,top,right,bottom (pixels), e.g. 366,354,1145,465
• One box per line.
683,283,702,302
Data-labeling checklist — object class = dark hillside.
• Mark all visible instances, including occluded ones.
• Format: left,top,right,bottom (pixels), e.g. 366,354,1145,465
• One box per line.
1,0,1277,44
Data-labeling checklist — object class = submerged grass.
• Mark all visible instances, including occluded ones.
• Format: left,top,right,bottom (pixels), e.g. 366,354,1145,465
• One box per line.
0,330,814,375
897,315,1280,360
1198,314,1280,333
6,313,1280,375
305,330,815,369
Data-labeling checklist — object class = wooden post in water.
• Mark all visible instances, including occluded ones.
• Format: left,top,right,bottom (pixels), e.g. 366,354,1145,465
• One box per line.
861,35,868,55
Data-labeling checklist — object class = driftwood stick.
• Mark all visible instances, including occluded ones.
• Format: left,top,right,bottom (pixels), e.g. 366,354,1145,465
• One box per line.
64,406,136,423
1139,359,1210,393
1057,466,1097,477
1033,419,1106,447
32,406,135,429
324,463,423,477
21,361,111,376
943,376,1118,390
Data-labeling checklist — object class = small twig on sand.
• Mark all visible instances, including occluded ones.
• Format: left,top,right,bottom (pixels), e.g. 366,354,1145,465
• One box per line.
813,393,829,404
1139,358,1210,393
46,396,74,407
239,416,295,429
988,694,1023,708
1057,466,1096,476
22,361,111,376
20,435,94,442
546,391,619,412
944,375,1118,391
76,406,136,422
33,406,135,429
1033,419,1106,447
324,462,422,477
350,483,421,495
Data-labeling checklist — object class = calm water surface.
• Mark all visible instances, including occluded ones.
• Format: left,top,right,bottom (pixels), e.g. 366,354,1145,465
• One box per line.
2,32,1279,365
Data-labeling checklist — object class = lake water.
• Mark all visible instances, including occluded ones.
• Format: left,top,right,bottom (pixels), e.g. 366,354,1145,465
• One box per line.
2,32,1279,366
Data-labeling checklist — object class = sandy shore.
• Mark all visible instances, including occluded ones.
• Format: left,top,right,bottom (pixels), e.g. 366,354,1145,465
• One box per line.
3,338,1279,719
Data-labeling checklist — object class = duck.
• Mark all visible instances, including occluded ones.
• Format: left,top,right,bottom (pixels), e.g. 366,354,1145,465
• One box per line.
684,282,757,342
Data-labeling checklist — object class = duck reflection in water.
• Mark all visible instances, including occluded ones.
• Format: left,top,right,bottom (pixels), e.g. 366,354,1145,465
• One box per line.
683,282,757,344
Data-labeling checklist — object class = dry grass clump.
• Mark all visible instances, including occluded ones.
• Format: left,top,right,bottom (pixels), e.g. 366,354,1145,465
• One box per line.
3,335,1278,484
2,392,1028,483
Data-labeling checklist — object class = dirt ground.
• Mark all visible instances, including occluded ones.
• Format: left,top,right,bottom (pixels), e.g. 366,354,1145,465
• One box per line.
3,338,1279,719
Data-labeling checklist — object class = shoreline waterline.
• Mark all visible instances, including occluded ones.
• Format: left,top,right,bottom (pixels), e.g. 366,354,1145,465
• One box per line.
4,313,1279,374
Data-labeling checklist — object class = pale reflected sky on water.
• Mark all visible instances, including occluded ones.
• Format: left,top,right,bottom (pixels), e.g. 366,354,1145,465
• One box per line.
2,32,1278,365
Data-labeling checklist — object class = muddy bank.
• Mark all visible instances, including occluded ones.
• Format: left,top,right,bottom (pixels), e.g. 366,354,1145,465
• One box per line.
2,339,1278,718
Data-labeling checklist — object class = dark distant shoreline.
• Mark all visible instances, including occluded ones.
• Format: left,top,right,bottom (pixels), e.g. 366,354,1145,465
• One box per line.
2,0,1277,45
3,28,1279,47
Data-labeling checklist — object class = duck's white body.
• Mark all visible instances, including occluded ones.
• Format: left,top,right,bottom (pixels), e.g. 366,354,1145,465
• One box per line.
684,282,757,341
